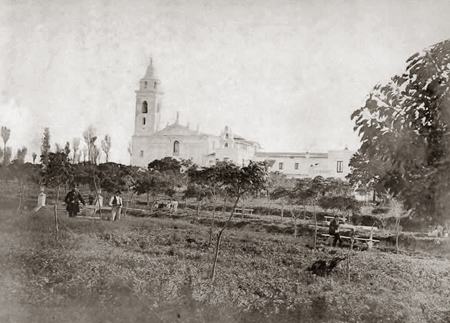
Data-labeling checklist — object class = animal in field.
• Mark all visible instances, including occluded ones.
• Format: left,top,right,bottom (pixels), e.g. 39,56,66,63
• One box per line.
307,256,347,277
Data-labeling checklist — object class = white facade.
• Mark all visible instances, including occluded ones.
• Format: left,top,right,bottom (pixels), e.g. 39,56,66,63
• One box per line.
254,148,354,179
131,62,260,168
130,61,354,177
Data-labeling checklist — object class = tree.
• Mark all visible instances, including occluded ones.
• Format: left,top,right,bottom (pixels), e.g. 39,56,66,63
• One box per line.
346,151,389,203
15,147,27,164
133,169,164,207
210,161,269,281
72,138,80,163
1,126,10,166
127,139,132,163
351,39,450,222
266,171,289,216
83,125,97,163
271,186,301,236
32,152,37,164
148,157,191,197
64,142,70,158
41,152,73,240
41,127,51,166
9,159,36,212
187,163,226,244
101,135,112,163
318,196,360,221
2,147,11,167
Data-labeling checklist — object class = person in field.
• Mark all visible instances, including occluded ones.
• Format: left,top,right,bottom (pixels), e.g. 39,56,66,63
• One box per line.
64,185,85,217
329,215,342,247
109,190,123,221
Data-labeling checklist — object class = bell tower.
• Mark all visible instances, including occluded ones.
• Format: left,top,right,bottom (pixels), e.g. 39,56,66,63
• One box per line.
133,58,164,136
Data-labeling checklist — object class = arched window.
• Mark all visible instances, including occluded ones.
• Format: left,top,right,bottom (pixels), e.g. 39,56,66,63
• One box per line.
143,117,146,125
225,134,229,139
142,101,148,113
144,81,148,89
173,141,180,156
225,143,228,148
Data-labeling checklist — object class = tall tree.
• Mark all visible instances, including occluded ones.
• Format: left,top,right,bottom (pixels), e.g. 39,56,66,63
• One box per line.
82,125,97,163
101,134,112,163
41,127,51,166
2,147,12,167
1,126,11,166
32,152,37,164
127,139,132,163
351,39,450,222
72,138,80,163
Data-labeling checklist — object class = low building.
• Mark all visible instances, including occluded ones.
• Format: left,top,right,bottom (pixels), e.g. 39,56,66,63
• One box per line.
254,148,354,179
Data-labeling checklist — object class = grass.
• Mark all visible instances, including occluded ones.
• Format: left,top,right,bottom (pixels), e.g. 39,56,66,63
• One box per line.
1,194,450,322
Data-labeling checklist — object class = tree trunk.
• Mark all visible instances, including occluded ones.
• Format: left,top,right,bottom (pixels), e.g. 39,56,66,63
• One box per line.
289,205,297,238
209,196,217,246
54,185,60,241
196,198,201,224
313,201,317,249
211,196,240,281
395,217,401,253
17,179,24,213
92,172,101,218
347,233,355,282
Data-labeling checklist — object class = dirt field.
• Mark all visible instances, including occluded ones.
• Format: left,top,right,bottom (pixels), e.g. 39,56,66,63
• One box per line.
1,195,450,322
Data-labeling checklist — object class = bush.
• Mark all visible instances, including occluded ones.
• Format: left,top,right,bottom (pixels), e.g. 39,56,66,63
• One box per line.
371,207,389,215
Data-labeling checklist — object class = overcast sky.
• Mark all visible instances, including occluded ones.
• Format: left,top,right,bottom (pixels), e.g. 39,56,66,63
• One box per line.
1,0,449,164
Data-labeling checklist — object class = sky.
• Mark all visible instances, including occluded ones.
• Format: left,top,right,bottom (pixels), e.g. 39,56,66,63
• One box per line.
1,0,449,164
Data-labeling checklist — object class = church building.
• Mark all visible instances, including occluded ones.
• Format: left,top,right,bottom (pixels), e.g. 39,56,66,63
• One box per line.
130,61,354,179
130,61,261,168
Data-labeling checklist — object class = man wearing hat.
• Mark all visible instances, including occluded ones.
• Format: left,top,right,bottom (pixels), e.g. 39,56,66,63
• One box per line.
64,185,85,218
329,215,342,247
109,190,123,221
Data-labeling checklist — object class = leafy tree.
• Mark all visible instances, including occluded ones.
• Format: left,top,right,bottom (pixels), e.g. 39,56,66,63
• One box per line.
101,134,112,163
187,163,226,244
318,196,360,222
183,182,209,217
266,171,289,216
1,126,10,165
32,152,37,164
41,152,73,240
41,127,51,166
210,161,269,280
133,169,164,207
271,186,302,237
351,39,450,222
148,157,191,198
9,160,36,212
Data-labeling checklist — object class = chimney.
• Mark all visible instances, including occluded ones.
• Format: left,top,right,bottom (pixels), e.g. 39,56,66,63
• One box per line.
176,111,180,124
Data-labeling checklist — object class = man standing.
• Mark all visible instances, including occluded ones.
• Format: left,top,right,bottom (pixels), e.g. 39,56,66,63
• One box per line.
64,185,85,218
329,215,342,247
109,190,123,221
